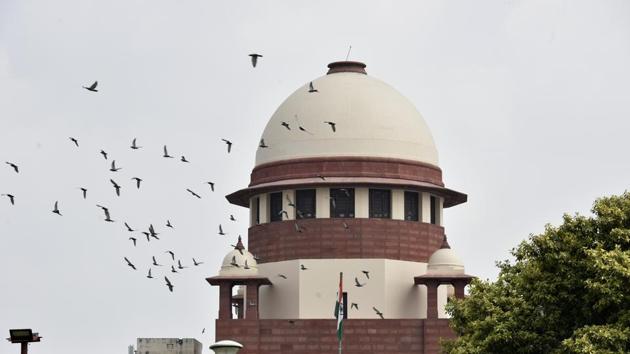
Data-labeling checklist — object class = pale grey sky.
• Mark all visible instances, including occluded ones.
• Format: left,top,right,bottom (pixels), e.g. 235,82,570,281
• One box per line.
1,1,630,353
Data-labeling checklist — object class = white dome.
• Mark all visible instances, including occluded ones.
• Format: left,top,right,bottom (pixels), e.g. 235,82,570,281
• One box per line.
427,248,465,275
219,247,258,277
255,64,438,167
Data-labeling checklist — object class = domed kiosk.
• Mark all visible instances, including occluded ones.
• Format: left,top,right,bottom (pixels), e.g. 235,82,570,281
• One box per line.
209,61,474,354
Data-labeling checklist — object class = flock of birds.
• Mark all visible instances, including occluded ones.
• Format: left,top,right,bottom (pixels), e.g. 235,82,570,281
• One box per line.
2,52,390,327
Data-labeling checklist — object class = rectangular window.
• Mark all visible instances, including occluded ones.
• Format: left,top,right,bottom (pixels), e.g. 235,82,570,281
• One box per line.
296,189,316,219
255,197,260,224
369,189,391,218
330,188,355,218
404,191,419,221
269,192,283,222
430,195,437,224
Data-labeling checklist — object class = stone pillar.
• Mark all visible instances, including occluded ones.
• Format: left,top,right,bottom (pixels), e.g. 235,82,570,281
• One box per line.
454,280,467,299
245,282,260,319
426,280,439,320
218,282,233,320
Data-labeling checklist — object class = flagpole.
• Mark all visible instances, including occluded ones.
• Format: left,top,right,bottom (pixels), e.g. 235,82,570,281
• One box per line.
338,272,343,354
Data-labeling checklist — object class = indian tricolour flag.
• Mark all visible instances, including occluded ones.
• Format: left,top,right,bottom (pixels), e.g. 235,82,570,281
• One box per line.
335,272,344,343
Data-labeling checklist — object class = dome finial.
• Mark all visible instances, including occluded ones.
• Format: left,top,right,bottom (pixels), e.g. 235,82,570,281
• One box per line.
235,236,245,252
327,61,367,75
440,235,451,249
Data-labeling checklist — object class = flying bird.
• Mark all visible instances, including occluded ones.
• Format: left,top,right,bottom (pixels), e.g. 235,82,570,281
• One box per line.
221,139,232,153
2,194,15,205
171,265,178,273
152,256,163,266
69,137,79,147
205,182,215,191
166,220,173,228
300,264,308,270
362,270,370,279
248,53,262,67
277,274,287,279
109,160,121,172
229,215,236,222
124,222,135,232
83,81,98,92
259,139,268,148
324,121,337,132
165,250,175,261
100,150,108,160
131,177,142,189
218,224,225,236
5,162,18,173
102,207,114,222
354,277,365,287
129,237,137,247
79,187,87,199
192,258,204,266
142,232,151,242
351,303,359,310
130,138,142,150
164,276,174,292
163,145,173,158
124,257,136,270
373,307,384,319
148,224,159,239
202,328,205,334
308,81,318,93
186,188,201,199
180,156,189,163
110,179,121,196
281,122,291,130
146,268,153,279
286,195,295,207
52,201,62,215
279,210,289,220
177,260,187,270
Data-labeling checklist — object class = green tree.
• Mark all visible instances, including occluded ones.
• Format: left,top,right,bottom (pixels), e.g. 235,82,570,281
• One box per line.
444,192,630,354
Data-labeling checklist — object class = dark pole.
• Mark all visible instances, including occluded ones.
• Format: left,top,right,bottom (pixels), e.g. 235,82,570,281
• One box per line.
21,342,27,354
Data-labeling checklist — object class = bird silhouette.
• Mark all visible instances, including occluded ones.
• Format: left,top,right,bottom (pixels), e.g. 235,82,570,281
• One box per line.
362,270,370,279
202,328,205,334
110,179,121,196
83,81,98,92
124,222,135,232
102,207,114,222
192,258,204,266
279,210,289,220
281,122,291,130
249,53,262,67
100,150,108,160
277,274,287,279
324,121,337,132
230,255,239,267
152,256,163,266
205,182,215,191
142,232,151,242
180,156,189,163
177,260,187,270
148,224,159,239
186,188,201,199
69,137,79,147
129,237,137,247
300,264,308,270
166,220,173,228
163,145,173,158
259,139,269,148
354,277,365,287
229,215,236,222
373,307,384,319
52,201,62,215
165,250,175,261
221,139,232,153
130,138,142,150
218,224,225,236
5,162,19,173
79,187,87,199
131,177,142,189
2,194,15,205
146,268,153,279
286,195,295,207
164,276,174,292
308,81,318,93
124,257,136,270
171,265,178,273
109,160,121,172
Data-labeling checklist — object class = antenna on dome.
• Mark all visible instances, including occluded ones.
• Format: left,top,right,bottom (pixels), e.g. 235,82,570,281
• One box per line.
345,45,352,61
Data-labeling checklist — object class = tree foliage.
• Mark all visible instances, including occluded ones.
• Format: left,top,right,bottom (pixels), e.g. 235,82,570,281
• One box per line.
444,192,630,353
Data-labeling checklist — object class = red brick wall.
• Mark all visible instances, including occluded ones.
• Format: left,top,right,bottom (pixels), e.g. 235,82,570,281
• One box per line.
249,218,445,263
215,318,455,354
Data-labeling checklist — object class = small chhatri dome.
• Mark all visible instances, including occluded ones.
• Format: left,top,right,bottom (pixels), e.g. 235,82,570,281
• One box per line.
255,61,439,167
427,235,464,275
219,236,258,276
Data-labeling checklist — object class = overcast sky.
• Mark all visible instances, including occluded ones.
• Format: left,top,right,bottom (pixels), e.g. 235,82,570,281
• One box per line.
2,1,630,353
